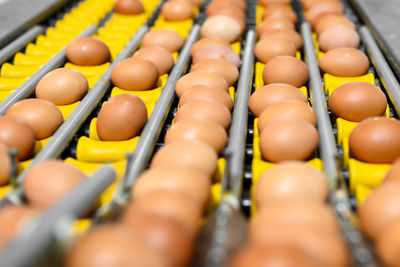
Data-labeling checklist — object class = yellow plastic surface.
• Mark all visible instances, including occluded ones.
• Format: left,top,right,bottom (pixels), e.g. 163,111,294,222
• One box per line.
110,86,163,103
0,90,13,101
324,73,375,95
0,77,26,90
57,102,80,120
64,63,110,77
35,35,68,48
65,157,127,180
25,43,60,56
13,53,52,66
1,63,41,78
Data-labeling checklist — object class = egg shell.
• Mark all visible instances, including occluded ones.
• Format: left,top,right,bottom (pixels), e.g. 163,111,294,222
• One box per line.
191,58,239,86
133,46,174,75
142,29,184,52
319,48,369,77
66,37,110,66
257,18,295,37
96,94,147,141
6,99,63,140
254,37,296,64
179,85,233,110
162,0,194,21
208,8,246,32
192,44,240,68
260,28,303,50
303,0,342,10
24,160,86,210
258,100,316,133
318,25,359,51
305,2,344,25
114,0,145,14
329,82,387,122
0,144,11,185
66,224,168,267
200,15,242,43
190,38,231,57
383,158,400,184
151,139,218,178
377,221,400,267
183,0,203,7
111,57,158,91
36,68,88,105
262,5,298,23
0,116,35,160
259,119,319,162
174,99,232,129
262,56,309,87
207,0,246,11
259,0,291,6
249,83,307,117
175,71,229,97
315,15,355,35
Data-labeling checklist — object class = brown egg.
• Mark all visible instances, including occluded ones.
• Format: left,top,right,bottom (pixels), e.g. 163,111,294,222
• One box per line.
259,0,291,6
310,12,343,29
259,119,319,162
151,140,218,177
260,29,303,50
262,56,309,87
179,85,233,110
24,159,86,210
329,82,387,122
122,213,194,267
114,0,145,15
229,244,320,267
124,191,201,235
206,0,246,12
162,0,194,21
0,144,11,186
0,116,35,160
262,5,298,23
258,100,316,132
191,59,239,86
358,181,400,240
383,159,400,184
142,29,184,52
208,8,246,31
303,0,342,10
319,47,369,77
36,68,88,105
174,99,232,128
175,71,229,97
249,83,307,117
66,224,168,267
133,46,174,75
257,18,295,37
97,94,147,141
66,37,110,66
185,0,203,7
377,221,400,267
318,26,360,52
132,166,211,207
255,37,296,64
6,99,63,140
305,3,344,25
191,38,231,57
255,161,328,206
200,15,242,43
165,119,228,154
111,57,158,91
349,117,400,163
192,44,241,68
315,15,355,35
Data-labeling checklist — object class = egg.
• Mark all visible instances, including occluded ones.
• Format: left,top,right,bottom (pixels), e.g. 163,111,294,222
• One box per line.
151,140,218,177
175,71,229,97
132,166,211,207
262,5,298,23
133,46,174,75
200,15,242,43
254,37,296,64
0,116,35,160
142,29,184,52
206,0,246,11
96,94,147,141
179,85,233,110
260,28,303,50
6,99,63,140
111,57,158,90
319,48,369,77
262,56,309,87
24,160,86,210
66,224,168,267
66,37,110,66
315,15,355,35
305,2,344,25
191,59,239,86
123,191,201,235
258,100,316,132
190,38,231,57
310,12,343,29
208,8,246,32
377,221,400,267
249,83,307,117
255,162,329,206
349,117,400,163
122,213,194,267
174,99,232,128
36,68,88,105
165,119,228,154
186,0,203,7
303,0,342,10
329,82,387,122
192,44,240,68
114,0,145,14
259,119,319,162
383,159,400,183
0,144,11,185
257,18,295,37
162,0,194,21
318,25,360,51
358,181,400,240
259,0,291,6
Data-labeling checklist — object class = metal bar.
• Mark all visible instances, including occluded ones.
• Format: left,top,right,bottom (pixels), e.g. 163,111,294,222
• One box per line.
0,25,45,65
0,166,115,267
360,26,400,115
0,24,98,115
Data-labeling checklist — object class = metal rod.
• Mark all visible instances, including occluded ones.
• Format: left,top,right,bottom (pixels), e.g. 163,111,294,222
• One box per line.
0,25,45,65
0,166,116,267
0,25,98,115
